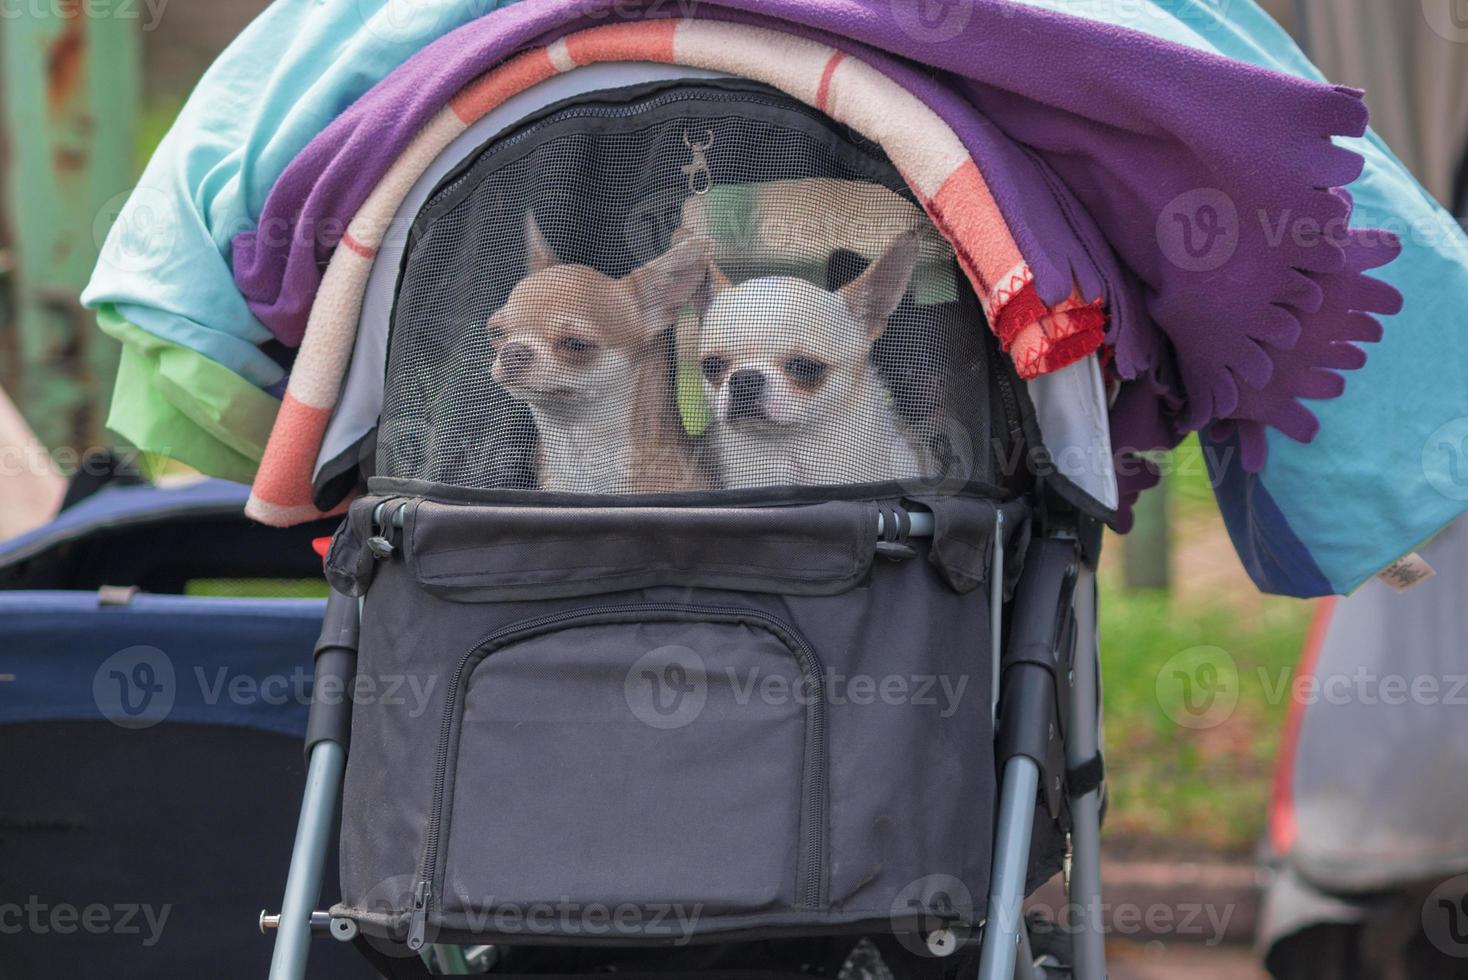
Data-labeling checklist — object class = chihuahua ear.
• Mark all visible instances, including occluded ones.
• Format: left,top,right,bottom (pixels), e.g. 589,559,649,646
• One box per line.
840,229,921,342
689,259,731,316
523,212,560,274
628,236,717,332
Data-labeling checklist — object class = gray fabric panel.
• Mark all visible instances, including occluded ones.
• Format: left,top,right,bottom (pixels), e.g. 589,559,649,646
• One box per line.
1025,355,1118,511
441,619,806,917
403,498,877,600
1287,514,1468,892
335,498,1007,942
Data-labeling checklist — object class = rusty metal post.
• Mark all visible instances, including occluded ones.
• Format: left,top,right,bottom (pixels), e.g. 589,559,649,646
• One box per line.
1,0,140,454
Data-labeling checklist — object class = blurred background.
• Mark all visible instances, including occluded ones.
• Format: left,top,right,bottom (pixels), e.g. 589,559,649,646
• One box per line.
0,2,1465,978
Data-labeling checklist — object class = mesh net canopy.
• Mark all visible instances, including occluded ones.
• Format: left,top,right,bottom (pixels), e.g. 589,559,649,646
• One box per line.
380,79,1019,498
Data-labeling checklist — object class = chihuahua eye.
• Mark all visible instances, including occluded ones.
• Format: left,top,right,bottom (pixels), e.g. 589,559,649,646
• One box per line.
558,336,596,354
784,357,828,387
487,323,506,343
700,355,728,382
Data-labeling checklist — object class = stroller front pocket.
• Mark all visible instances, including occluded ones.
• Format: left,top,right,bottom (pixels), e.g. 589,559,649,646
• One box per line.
334,493,1029,947
414,604,828,947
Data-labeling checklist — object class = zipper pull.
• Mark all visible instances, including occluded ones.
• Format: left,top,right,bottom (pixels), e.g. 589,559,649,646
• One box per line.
406,879,430,950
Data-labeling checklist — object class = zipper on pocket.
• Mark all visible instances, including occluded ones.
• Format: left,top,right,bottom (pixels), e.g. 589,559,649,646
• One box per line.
405,602,827,948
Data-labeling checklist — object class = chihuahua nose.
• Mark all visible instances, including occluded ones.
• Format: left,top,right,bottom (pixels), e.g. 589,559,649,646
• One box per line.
498,341,534,375
727,369,767,420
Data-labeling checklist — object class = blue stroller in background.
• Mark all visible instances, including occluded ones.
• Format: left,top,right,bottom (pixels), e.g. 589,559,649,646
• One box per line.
0,476,373,979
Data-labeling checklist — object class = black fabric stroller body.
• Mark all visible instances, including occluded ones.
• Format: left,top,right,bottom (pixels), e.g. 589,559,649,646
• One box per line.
269,71,1114,980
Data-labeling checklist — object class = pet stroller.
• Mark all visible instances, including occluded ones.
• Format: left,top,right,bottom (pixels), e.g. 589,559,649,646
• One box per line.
262,64,1118,980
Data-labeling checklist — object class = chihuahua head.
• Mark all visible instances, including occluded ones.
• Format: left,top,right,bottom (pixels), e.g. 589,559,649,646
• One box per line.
697,229,921,435
489,214,712,416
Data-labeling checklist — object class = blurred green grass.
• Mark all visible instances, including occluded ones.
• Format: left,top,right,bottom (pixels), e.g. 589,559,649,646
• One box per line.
1096,436,1315,855
186,578,330,599
1097,577,1312,854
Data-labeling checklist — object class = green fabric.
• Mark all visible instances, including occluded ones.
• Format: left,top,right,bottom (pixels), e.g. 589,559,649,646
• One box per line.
98,306,278,484
676,358,711,437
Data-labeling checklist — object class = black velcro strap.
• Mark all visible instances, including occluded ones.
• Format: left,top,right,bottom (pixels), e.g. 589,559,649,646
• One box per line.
1066,752,1105,797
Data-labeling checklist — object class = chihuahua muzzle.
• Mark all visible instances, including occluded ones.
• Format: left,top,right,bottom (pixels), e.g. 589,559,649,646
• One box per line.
497,341,535,378
727,369,768,423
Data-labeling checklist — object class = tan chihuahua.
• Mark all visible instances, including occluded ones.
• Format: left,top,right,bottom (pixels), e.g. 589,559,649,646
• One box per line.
489,215,713,493
697,230,929,489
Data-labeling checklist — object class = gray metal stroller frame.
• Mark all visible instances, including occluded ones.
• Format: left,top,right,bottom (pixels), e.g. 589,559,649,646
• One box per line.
266,504,1108,980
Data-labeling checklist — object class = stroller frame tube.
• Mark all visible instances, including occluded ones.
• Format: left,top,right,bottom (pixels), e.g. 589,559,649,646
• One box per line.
977,755,1043,980
1065,569,1107,979
270,741,346,980
979,533,1105,980
269,588,360,980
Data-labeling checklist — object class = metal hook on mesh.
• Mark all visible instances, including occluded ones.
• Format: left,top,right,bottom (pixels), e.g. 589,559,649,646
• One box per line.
681,128,715,195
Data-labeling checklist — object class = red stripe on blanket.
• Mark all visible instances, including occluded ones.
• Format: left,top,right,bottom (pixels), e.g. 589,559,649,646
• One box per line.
816,51,846,113
250,393,332,509
1006,293,1107,380
994,283,1049,348
339,232,376,259
564,19,677,65
930,160,1024,293
451,48,558,123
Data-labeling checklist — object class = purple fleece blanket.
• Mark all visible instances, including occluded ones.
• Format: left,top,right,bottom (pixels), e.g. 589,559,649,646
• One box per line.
231,0,1400,518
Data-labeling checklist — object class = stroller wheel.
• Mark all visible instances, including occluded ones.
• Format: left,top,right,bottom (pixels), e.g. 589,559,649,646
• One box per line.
837,937,895,980
1026,911,1073,980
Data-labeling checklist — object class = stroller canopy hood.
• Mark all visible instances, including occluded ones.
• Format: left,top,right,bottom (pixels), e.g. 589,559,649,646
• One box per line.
88,0,1468,596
